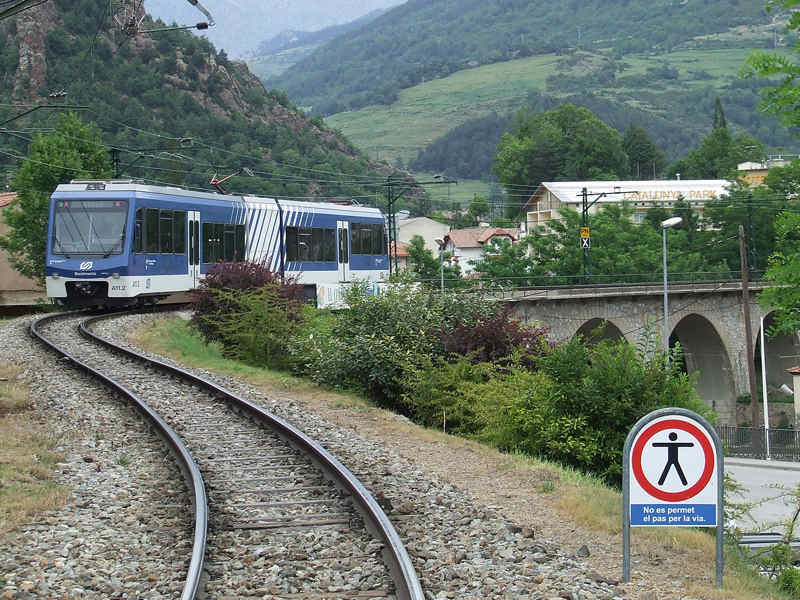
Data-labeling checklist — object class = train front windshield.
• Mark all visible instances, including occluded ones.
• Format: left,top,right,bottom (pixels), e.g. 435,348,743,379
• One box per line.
52,200,128,257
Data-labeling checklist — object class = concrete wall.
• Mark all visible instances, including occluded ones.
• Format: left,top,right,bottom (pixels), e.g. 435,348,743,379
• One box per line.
0,204,45,305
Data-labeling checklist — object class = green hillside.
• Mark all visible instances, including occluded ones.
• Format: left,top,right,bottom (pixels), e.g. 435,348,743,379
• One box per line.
272,0,776,115
0,0,391,203
327,47,798,180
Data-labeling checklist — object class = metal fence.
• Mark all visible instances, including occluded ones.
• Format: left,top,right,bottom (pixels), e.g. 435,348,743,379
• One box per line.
716,425,800,461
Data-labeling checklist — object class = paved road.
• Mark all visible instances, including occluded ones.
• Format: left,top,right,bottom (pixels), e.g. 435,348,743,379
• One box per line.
725,458,800,532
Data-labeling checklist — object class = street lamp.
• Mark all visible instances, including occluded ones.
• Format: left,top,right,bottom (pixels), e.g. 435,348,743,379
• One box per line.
661,216,682,359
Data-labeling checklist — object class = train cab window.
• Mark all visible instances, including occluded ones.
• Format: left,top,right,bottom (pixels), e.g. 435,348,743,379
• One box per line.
286,226,335,262
133,209,144,253
351,224,385,255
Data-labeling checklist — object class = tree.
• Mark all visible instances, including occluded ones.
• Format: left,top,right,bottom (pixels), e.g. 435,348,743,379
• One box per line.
405,234,461,286
622,124,666,179
469,194,490,224
493,104,628,216
759,210,800,335
704,177,792,275
744,1,800,130
0,113,112,283
475,202,727,285
666,126,763,180
713,96,727,130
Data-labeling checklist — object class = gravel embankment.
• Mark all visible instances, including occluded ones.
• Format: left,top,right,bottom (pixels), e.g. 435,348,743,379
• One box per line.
0,312,715,599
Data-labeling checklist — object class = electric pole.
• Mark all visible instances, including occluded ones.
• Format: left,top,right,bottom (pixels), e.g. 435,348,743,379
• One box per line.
740,225,761,456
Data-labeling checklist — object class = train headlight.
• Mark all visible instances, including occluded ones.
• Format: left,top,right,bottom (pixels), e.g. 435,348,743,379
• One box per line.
112,272,120,279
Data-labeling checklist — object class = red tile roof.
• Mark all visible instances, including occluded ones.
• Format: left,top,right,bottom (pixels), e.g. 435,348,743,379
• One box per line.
444,227,521,249
389,240,410,258
0,192,16,208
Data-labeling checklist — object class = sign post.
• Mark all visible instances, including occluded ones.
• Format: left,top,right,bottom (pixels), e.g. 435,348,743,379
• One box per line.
622,408,724,587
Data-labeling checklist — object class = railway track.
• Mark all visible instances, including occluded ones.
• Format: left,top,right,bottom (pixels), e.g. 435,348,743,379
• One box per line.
31,310,423,600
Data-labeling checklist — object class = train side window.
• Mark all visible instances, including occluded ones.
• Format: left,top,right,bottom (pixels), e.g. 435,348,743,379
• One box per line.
286,226,334,262
297,228,312,262
223,224,235,261
134,208,144,253
235,224,245,261
159,210,173,253
203,223,217,263
286,227,298,261
173,211,186,254
351,224,384,255
145,209,159,253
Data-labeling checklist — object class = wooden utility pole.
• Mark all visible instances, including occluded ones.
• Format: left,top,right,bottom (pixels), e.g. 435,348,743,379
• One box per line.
740,225,761,456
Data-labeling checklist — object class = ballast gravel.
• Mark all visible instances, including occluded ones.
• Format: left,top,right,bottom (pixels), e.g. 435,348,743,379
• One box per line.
0,312,708,599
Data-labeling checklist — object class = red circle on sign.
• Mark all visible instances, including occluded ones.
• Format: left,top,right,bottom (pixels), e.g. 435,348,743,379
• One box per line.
631,418,714,502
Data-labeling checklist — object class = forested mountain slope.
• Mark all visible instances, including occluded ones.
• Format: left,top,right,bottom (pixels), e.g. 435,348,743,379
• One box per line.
0,0,395,203
271,0,776,115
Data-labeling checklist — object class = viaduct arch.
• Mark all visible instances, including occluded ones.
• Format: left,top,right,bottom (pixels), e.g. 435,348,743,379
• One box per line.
505,282,799,425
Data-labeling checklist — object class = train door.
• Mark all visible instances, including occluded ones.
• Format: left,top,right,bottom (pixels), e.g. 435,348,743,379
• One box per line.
337,220,350,282
188,211,201,287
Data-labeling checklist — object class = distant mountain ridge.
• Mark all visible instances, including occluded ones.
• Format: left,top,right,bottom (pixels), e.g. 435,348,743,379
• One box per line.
143,0,402,58
270,0,777,115
254,8,391,56
245,8,391,79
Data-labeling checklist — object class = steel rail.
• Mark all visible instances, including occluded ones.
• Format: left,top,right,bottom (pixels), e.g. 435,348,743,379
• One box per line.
30,312,208,600
81,309,425,600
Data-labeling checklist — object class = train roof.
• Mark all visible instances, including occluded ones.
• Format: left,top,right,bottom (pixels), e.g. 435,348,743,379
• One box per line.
54,180,384,218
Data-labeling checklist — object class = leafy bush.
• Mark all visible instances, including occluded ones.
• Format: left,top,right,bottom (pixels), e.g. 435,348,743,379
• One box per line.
191,260,303,342
480,337,711,484
204,285,306,370
401,356,493,434
190,261,306,368
291,282,498,411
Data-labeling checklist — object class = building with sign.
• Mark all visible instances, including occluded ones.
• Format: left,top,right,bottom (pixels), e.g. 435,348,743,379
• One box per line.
737,156,796,187
521,179,731,233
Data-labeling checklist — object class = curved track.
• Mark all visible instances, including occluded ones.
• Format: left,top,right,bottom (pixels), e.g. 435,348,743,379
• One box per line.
32,310,423,600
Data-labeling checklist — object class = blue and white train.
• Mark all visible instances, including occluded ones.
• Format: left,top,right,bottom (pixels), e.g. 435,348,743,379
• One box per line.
45,180,389,307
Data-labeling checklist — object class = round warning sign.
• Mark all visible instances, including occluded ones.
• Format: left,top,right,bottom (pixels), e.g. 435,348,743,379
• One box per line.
622,408,724,585
632,418,715,502
625,411,720,528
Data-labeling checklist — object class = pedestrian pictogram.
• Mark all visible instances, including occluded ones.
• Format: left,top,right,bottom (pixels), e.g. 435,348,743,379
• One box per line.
630,417,715,504
654,432,693,485
622,408,724,587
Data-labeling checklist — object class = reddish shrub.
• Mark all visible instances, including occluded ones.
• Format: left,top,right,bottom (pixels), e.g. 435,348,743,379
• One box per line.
437,308,549,364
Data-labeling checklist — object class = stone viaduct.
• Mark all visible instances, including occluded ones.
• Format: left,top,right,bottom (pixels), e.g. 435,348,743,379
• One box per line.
499,282,800,425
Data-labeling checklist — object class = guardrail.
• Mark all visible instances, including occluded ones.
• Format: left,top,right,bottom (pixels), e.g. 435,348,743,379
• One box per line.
716,425,800,461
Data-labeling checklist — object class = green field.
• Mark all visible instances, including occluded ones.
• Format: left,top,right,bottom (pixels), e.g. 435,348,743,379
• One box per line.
326,47,784,170
326,54,562,167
